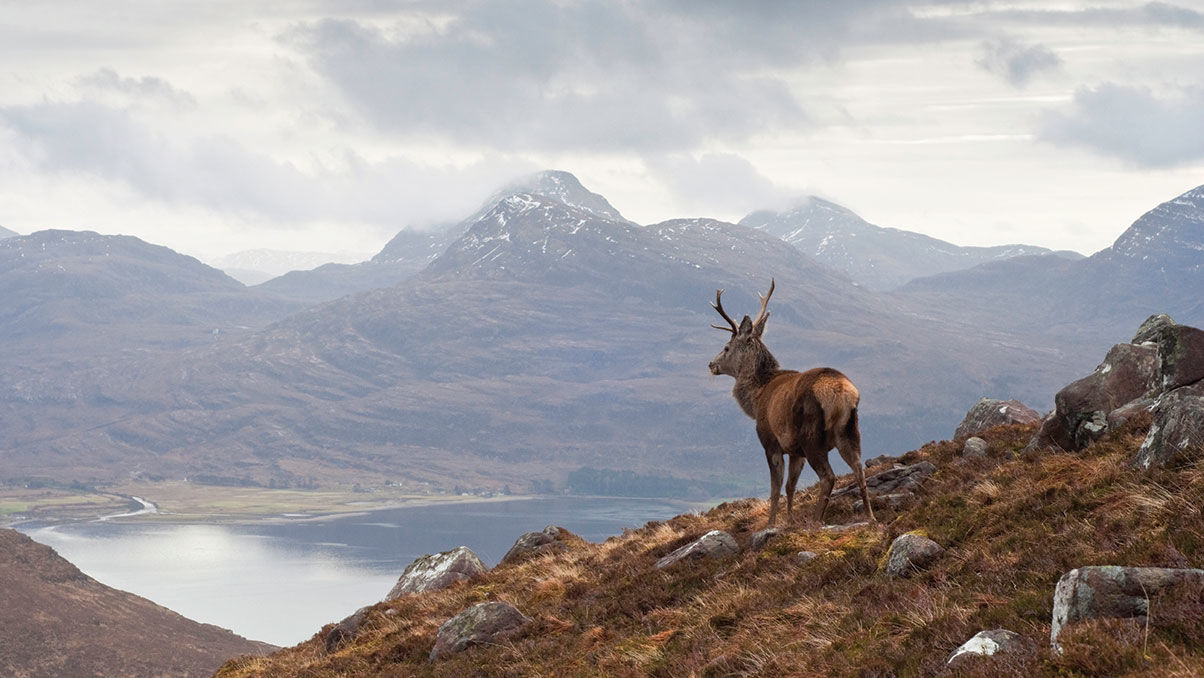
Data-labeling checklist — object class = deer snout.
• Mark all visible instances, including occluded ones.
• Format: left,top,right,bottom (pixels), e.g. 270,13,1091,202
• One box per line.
708,361,721,375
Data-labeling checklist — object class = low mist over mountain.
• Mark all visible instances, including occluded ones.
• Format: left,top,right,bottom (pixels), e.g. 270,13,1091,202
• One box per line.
741,197,1072,290
896,183,1204,353
0,528,273,676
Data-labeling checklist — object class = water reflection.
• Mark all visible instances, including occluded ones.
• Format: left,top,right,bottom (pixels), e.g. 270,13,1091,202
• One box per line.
22,496,699,646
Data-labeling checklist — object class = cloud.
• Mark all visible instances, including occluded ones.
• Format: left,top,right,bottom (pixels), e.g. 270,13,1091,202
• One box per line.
1037,83,1204,167
75,68,197,108
0,99,530,228
976,37,1062,87
646,153,797,218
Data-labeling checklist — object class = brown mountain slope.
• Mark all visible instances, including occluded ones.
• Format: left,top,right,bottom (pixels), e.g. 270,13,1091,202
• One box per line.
218,420,1204,677
0,528,274,678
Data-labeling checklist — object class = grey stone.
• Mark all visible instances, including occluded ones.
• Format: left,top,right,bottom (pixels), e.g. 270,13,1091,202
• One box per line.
832,461,936,498
1028,342,1160,451
748,528,780,551
1106,397,1155,429
884,533,944,577
853,493,911,512
500,525,577,566
796,550,818,563
962,437,988,458
1050,565,1204,651
429,601,532,661
945,629,1037,672
324,605,371,653
1151,323,1204,392
863,454,898,468
954,398,1041,440
1134,381,1204,470
655,530,739,569
822,521,871,532
386,546,487,600
1133,313,1175,345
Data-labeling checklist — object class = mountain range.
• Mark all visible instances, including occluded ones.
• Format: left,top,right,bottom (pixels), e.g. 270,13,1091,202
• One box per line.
0,173,1200,494
741,197,1080,290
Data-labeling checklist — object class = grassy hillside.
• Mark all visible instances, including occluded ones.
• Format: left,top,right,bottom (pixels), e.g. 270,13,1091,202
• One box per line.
218,420,1204,677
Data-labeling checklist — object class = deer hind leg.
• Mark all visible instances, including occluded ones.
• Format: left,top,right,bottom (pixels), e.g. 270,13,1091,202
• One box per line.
785,454,806,526
836,428,876,523
806,449,836,526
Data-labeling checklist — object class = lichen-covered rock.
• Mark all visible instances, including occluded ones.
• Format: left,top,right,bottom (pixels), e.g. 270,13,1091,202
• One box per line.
1028,342,1160,451
1133,313,1175,344
429,601,532,661
961,437,988,459
655,530,739,569
748,528,780,551
853,493,911,513
499,525,579,566
1050,565,1204,651
954,398,1041,440
1151,323,1204,391
1134,381,1204,469
945,629,1037,673
386,546,486,600
324,605,371,653
797,551,818,563
1106,397,1155,429
884,533,944,577
832,461,936,498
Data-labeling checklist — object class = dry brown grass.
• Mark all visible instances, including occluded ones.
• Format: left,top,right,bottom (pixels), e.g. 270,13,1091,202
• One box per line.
218,422,1204,677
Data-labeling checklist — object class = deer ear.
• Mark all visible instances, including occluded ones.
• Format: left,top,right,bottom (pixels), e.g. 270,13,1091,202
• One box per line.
738,316,754,334
753,311,770,336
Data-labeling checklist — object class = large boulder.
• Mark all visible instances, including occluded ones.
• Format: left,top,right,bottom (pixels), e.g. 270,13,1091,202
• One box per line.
832,460,936,498
1050,566,1204,651
1134,381,1204,469
386,546,487,600
429,601,532,661
655,530,739,569
1029,342,1160,451
1132,313,1175,345
1150,323,1204,391
324,605,371,653
954,398,1041,440
945,629,1037,674
883,533,944,577
499,525,579,566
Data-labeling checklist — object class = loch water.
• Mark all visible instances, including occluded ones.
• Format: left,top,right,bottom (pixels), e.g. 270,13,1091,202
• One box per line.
20,496,702,646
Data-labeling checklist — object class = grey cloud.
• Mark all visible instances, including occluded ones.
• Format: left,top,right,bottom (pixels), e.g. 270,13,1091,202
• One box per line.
75,68,197,108
977,37,1062,87
987,2,1204,30
0,99,527,228
1037,83,1204,167
647,153,796,217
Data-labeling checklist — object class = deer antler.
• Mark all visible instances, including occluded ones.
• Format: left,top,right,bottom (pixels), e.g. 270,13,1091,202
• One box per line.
711,289,738,333
752,278,775,330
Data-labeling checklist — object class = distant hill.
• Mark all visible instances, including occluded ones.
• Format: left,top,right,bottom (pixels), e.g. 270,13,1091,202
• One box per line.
0,528,273,677
0,225,17,239
741,197,1067,290
895,183,1204,352
211,249,372,286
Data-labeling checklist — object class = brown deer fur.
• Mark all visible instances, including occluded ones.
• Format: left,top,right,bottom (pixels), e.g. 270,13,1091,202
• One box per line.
708,280,876,527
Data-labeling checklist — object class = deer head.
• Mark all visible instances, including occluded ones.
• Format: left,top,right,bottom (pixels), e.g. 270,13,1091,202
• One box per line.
708,279,775,377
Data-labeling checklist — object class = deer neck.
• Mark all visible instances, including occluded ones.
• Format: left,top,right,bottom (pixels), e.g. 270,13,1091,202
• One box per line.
730,349,780,419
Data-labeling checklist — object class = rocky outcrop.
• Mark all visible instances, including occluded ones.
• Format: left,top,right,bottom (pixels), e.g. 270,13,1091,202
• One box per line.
748,528,780,551
1132,313,1175,344
1134,381,1204,469
954,398,1040,440
945,629,1037,673
1150,323,1204,391
655,530,739,569
386,546,487,600
1050,566,1204,651
883,533,944,577
1031,342,1160,451
832,461,936,498
429,601,532,661
499,525,579,566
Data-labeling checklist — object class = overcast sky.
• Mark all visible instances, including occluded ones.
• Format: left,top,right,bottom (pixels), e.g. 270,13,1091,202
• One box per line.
1,1,1202,261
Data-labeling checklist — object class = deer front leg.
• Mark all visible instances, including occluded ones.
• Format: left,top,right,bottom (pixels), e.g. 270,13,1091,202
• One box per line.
808,452,836,526
765,450,785,527
785,454,806,526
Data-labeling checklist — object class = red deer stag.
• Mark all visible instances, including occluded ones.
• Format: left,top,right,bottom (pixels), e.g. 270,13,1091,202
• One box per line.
708,279,875,527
